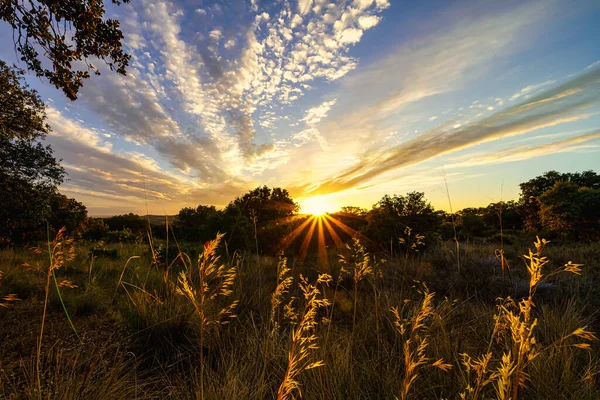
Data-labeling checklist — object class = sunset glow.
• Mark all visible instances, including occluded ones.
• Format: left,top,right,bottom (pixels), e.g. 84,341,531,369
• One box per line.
298,196,338,216
0,1,598,215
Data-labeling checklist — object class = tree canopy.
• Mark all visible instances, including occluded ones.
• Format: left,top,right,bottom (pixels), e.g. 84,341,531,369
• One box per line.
1,0,130,100
365,192,441,252
0,61,87,243
0,61,48,141
519,170,600,231
226,186,299,223
538,181,600,238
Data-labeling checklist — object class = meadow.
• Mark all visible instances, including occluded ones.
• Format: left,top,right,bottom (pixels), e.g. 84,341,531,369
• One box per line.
1,227,599,399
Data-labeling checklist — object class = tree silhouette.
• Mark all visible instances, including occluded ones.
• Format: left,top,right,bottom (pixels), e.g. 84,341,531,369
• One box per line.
1,0,130,100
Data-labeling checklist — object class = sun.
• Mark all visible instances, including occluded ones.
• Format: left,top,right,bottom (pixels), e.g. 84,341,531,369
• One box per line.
298,196,336,216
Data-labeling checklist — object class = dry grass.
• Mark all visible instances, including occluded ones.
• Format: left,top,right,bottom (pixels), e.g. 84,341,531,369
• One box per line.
1,234,599,399
277,273,331,400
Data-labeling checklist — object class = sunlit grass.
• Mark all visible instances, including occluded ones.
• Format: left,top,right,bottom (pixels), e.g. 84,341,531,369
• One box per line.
1,232,598,399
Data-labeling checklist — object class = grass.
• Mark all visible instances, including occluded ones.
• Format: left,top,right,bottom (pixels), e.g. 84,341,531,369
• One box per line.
0,232,599,399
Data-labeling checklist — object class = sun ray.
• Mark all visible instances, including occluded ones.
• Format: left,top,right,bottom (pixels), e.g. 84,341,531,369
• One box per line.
321,215,345,250
317,217,328,268
324,214,371,244
298,217,318,264
276,215,314,253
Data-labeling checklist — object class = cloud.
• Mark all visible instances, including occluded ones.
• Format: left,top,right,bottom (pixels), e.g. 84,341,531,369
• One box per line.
339,28,364,44
38,0,393,211
292,99,338,150
298,0,313,15
301,67,600,196
300,99,338,125
444,128,600,168
323,0,553,138
509,80,557,101
209,28,223,41
45,107,250,214
358,15,381,30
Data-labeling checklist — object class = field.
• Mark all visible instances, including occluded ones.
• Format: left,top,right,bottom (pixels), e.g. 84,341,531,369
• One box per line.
1,231,599,399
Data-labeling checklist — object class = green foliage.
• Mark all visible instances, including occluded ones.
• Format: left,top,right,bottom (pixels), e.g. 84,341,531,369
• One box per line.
539,181,600,238
365,192,441,252
226,186,299,222
0,61,48,141
0,0,131,100
103,213,147,235
105,228,139,243
519,170,600,231
81,217,110,241
0,135,66,243
47,192,88,234
331,206,369,233
0,61,89,243
456,201,523,240
175,205,224,242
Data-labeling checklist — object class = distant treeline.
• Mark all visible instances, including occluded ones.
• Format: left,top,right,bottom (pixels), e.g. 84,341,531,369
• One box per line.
2,171,599,253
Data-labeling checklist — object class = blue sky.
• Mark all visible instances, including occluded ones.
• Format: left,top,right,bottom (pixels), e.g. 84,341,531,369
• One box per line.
2,0,599,215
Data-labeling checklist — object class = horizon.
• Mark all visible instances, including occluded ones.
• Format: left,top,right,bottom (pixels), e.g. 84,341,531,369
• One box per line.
1,0,599,216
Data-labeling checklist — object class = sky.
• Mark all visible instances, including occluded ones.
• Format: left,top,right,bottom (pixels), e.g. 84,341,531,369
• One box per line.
2,0,600,215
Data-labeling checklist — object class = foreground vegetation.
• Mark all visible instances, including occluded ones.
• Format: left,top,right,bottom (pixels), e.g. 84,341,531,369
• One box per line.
1,228,599,399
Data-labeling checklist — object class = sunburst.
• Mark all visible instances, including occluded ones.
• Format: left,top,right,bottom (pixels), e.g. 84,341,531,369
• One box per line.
277,212,369,265
298,196,336,216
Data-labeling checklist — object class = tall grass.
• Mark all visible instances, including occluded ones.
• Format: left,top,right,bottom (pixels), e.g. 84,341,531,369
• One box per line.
277,273,331,400
175,232,238,400
1,233,598,399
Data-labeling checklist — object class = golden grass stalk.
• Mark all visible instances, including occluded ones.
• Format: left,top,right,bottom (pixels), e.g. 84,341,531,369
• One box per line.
461,237,596,400
270,254,293,333
175,233,239,400
339,238,374,335
31,226,77,399
277,273,332,400
398,226,425,261
392,287,452,400
112,255,140,302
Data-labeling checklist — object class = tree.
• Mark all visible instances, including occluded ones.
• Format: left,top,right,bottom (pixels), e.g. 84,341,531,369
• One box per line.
47,192,87,234
1,0,130,100
103,213,147,235
482,201,523,232
0,61,48,141
224,186,299,254
519,170,600,230
331,206,368,233
0,135,65,242
339,206,367,217
538,181,600,238
226,186,299,223
0,62,67,242
175,205,223,242
457,208,486,238
81,217,109,241
365,192,440,252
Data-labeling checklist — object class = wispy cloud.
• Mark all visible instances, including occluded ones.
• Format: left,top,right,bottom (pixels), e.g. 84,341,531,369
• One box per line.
445,128,600,168
509,80,557,101
45,107,249,214
74,0,389,183
301,67,600,196
324,1,553,131
9,0,597,212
